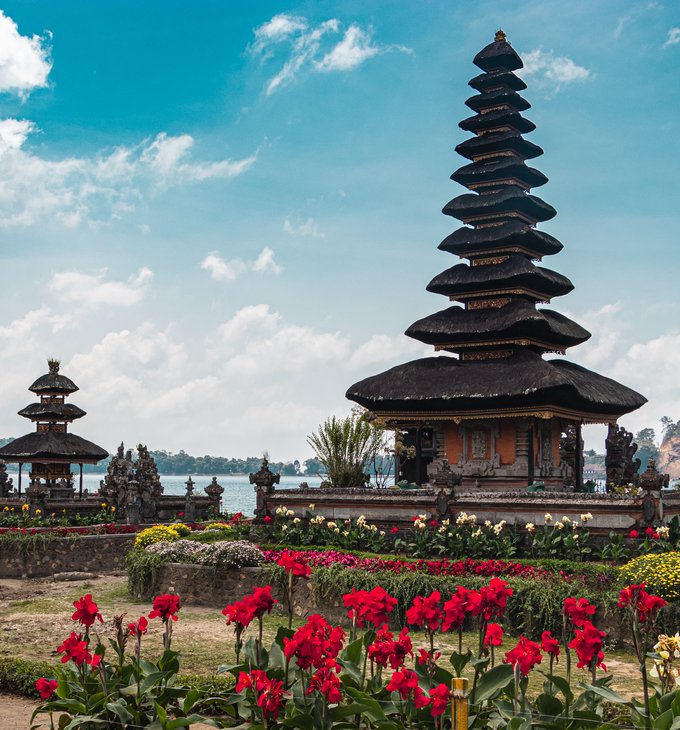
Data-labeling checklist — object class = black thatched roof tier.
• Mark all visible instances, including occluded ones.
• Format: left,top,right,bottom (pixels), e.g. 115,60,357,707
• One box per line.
346,351,646,419
473,34,523,72
18,403,86,421
456,132,543,161
465,89,530,114
426,257,573,300
468,69,526,92
459,109,536,135
29,371,78,394
0,431,108,462
439,220,563,258
405,300,590,351
452,157,547,190
443,187,556,224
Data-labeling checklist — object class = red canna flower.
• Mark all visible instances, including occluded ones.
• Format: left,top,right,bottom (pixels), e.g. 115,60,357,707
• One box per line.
645,526,660,539
629,529,639,538
277,551,312,578
35,677,58,700
390,526,399,534
406,591,443,631
417,648,441,665
563,597,596,627
479,578,513,621
284,614,345,670
504,636,542,676
251,586,277,617
484,623,504,647
618,583,667,622
128,616,149,636
343,587,397,628
57,631,91,666
308,658,343,704
540,630,560,659
387,668,430,707
429,683,451,718
72,594,103,627
442,586,469,632
257,675,287,720
569,621,606,671
264,515,272,524
148,594,181,622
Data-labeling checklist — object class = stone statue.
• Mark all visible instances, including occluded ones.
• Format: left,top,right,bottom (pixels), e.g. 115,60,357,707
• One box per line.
99,442,134,515
606,424,641,487
205,477,224,511
0,460,13,498
559,425,578,487
250,458,280,519
133,445,164,520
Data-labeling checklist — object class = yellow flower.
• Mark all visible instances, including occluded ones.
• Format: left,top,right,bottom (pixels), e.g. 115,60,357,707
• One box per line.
101,502,107,508
35,509,41,515
111,506,116,513
21,503,29,512
3,506,8,512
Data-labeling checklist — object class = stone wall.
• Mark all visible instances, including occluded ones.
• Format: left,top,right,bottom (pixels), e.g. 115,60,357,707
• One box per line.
0,533,136,578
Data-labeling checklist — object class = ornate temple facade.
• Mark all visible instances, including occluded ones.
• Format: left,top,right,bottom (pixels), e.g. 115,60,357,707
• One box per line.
0,359,108,497
346,32,646,489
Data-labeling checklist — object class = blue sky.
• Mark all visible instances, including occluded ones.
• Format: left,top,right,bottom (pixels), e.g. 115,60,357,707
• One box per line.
0,0,678,459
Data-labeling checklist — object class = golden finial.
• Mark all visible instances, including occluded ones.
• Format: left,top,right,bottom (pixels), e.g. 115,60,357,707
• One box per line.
494,29,506,42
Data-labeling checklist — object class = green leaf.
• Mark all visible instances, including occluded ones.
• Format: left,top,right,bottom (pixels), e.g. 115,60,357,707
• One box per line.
540,672,574,703
580,683,634,707
449,649,472,677
536,691,563,716
155,701,168,723
342,636,364,667
474,663,514,703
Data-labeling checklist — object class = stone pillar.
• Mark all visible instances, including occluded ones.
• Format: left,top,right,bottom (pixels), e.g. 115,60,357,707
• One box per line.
249,459,280,521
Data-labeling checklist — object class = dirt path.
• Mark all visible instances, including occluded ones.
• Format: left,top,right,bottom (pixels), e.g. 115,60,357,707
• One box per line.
0,693,38,727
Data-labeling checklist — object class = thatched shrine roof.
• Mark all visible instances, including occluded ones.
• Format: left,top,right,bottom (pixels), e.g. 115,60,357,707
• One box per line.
405,300,590,350
18,403,86,421
439,220,563,258
346,351,646,420
443,186,556,224
0,431,108,463
426,257,573,300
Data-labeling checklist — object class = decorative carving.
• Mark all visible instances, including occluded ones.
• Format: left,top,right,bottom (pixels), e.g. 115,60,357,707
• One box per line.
471,430,487,459
25,478,49,515
605,424,641,487
250,458,280,519
100,442,134,515
467,297,511,310
133,444,163,520
559,425,578,486
205,477,224,511
471,255,509,267
639,458,669,492
0,460,13,498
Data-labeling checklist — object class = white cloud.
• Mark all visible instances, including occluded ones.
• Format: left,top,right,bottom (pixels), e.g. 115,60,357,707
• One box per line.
200,253,246,282
49,267,153,308
315,25,380,72
250,14,410,95
0,10,51,98
283,216,325,238
519,49,590,90
347,334,427,370
253,247,282,274
614,2,661,39
0,121,256,227
201,247,282,282
664,28,680,46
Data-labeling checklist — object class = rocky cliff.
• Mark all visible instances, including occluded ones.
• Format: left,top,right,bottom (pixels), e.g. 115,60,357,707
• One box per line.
659,434,680,479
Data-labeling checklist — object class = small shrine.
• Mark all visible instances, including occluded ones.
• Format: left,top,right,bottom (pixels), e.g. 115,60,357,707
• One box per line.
0,359,108,497
346,31,646,490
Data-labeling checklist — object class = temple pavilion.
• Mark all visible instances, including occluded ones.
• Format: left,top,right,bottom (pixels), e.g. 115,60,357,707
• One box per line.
0,359,108,497
346,31,646,490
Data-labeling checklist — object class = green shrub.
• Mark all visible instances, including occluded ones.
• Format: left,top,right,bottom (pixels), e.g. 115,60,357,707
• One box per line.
0,656,54,698
125,548,166,598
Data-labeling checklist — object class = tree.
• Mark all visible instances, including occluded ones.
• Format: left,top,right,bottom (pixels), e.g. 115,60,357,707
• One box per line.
635,428,659,472
306,410,385,488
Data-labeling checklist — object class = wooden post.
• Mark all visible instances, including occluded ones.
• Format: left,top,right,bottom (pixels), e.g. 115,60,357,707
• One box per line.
451,677,469,730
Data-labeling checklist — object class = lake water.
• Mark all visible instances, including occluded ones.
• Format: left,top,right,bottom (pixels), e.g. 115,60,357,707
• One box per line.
77,474,323,516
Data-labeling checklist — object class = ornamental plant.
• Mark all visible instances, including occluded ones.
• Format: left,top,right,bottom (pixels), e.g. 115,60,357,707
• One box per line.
32,592,219,729
134,524,182,548
620,552,680,601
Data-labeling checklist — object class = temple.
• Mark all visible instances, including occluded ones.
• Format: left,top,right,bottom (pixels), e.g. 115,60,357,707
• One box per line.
346,31,646,489
0,359,108,497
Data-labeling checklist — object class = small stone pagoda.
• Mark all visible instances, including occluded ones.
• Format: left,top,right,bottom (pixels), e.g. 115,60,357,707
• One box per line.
0,359,108,497
346,31,646,490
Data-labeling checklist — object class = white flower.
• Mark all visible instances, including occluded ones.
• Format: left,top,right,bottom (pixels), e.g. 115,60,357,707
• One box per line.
293,517,301,524
544,513,553,523
493,520,506,535
275,505,286,516
658,526,670,538
562,516,571,524
456,512,468,525
308,503,316,511
472,528,482,538
555,521,564,530
438,526,446,534
415,521,426,530
327,521,337,529
571,521,579,529
526,523,535,533
342,530,349,537
286,509,295,517
357,515,366,525
484,520,492,528
469,514,477,524
370,524,378,532
282,524,287,531
580,512,593,524
334,528,340,534
380,530,385,537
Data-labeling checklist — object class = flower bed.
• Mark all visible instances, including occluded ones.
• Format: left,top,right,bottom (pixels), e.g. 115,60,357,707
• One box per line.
0,523,137,536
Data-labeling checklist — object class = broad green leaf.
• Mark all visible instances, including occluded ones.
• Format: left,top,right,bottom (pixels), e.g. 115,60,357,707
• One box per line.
449,649,472,677
474,663,514,703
